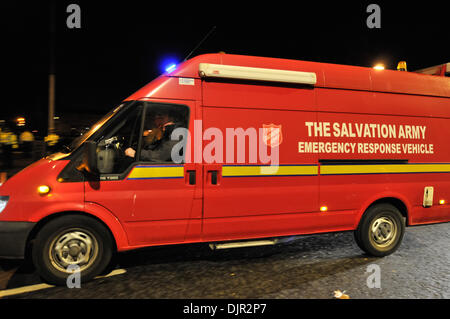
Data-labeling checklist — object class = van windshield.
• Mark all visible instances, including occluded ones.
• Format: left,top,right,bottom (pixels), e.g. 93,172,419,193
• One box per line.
62,102,128,153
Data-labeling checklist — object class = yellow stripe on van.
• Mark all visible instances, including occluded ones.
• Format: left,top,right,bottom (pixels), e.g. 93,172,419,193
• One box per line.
222,165,318,177
320,163,450,175
127,165,184,179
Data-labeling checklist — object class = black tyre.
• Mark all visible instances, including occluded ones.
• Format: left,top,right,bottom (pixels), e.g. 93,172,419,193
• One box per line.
354,204,405,257
32,214,114,285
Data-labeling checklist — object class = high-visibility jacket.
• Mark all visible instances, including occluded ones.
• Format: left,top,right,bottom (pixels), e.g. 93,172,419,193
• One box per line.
1,132,18,148
0,131,7,145
20,131,35,142
45,133,59,146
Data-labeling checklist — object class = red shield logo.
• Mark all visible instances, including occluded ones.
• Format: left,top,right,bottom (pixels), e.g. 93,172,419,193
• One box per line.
262,124,282,148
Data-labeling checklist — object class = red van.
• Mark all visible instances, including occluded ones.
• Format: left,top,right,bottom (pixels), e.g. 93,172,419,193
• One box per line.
0,53,449,285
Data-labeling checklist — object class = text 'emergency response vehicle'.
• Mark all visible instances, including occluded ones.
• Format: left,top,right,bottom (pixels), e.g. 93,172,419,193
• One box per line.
0,53,449,285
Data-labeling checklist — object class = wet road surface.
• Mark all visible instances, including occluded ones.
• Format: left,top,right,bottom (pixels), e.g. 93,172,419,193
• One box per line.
1,222,450,299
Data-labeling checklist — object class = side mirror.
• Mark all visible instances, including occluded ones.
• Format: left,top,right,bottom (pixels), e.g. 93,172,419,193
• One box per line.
77,141,98,175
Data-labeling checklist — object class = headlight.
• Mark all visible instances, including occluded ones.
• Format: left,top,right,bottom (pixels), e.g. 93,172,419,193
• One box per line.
0,196,9,214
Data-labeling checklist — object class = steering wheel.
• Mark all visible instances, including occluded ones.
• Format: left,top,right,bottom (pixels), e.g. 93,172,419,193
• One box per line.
112,136,128,159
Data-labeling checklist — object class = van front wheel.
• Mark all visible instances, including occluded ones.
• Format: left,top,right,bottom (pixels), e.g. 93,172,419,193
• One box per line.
354,204,405,257
32,214,113,285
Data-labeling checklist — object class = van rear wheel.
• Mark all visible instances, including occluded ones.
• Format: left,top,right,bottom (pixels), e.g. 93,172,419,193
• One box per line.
354,204,405,257
32,214,113,285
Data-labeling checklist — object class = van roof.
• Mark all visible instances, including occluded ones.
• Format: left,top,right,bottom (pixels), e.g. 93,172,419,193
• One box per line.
139,53,450,99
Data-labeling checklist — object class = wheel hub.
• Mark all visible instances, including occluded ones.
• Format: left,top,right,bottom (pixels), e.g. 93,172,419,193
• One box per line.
49,230,98,273
371,216,397,247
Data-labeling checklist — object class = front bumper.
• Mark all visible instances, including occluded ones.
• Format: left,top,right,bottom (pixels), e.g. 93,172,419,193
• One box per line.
0,221,36,259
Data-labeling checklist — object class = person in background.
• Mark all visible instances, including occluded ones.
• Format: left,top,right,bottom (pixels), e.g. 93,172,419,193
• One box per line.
0,126,18,169
44,132,60,154
20,130,34,158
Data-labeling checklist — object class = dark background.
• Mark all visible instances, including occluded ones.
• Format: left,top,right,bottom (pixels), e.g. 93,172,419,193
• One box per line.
1,1,449,135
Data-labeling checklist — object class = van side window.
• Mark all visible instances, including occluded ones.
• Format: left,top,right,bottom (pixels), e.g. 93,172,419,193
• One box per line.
137,104,189,163
96,103,144,174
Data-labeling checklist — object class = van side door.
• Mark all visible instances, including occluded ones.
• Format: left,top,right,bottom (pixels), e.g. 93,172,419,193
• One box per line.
200,79,319,241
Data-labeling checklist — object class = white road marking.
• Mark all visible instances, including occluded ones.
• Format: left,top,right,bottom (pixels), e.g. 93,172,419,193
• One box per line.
96,268,127,278
0,268,127,298
0,283,53,298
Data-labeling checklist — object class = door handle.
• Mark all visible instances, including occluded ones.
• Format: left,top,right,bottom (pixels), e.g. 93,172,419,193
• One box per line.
205,164,221,186
207,170,220,185
187,170,196,185
211,170,218,185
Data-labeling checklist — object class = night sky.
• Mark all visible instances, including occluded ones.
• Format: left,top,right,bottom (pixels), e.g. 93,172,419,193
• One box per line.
2,1,449,133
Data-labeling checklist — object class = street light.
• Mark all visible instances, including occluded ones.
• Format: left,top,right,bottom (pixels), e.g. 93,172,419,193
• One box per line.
48,0,56,135
16,117,26,127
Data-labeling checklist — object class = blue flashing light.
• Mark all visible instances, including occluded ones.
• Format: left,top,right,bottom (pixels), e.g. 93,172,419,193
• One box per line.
165,64,177,73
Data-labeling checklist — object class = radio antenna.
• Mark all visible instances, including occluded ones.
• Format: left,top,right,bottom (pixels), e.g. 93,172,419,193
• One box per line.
183,25,217,62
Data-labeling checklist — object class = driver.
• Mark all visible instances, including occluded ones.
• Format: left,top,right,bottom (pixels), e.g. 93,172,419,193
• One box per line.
124,111,180,162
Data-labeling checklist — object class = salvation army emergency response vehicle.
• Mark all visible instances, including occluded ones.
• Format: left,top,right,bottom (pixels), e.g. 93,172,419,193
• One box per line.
0,53,449,285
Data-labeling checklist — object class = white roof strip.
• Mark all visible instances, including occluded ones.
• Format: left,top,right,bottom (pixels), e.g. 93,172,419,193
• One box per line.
198,63,317,85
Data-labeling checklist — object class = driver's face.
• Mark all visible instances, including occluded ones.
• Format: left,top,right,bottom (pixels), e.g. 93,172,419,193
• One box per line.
154,114,169,127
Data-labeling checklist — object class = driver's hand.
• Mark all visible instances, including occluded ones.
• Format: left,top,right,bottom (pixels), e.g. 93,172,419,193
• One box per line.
143,129,152,137
125,147,136,158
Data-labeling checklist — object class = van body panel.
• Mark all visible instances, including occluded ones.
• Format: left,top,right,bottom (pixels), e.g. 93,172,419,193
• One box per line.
201,99,319,240
1,160,84,222
125,76,202,101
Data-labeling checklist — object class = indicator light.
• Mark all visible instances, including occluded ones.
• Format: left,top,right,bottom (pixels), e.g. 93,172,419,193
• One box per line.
439,199,445,205
320,206,328,212
37,185,51,196
373,64,385,70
